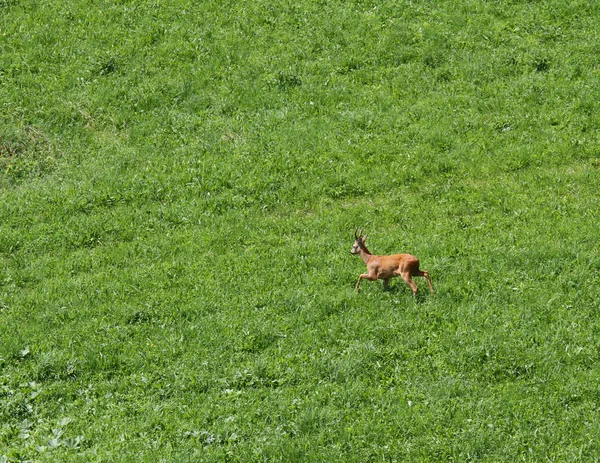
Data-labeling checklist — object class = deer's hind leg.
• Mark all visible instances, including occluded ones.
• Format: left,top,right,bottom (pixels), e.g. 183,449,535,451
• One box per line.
401,272,419,295
423,271,434,293
415,270,435,293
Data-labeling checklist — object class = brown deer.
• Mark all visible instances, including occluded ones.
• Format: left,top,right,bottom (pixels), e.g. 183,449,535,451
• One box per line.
350,228,434,295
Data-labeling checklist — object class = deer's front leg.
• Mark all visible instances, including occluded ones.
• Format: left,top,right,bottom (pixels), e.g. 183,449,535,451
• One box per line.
355,272,377,292
355,275,365,292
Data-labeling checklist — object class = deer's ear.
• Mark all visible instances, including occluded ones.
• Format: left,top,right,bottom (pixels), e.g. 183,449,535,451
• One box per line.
362,235,368,242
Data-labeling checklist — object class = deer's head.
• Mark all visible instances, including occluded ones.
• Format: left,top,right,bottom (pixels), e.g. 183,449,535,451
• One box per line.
350,228,367,254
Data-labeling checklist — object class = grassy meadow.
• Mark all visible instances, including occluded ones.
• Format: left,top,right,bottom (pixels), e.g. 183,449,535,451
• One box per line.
2,0,600,460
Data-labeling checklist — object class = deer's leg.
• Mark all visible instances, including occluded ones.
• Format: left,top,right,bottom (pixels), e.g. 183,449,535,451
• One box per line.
383,278,390,290
402,273,419,295
356,272,377,292
355,275,363,292
415,270,435,293
423,271,434,293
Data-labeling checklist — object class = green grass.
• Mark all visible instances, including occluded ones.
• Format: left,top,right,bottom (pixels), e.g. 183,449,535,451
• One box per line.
2,0,600,460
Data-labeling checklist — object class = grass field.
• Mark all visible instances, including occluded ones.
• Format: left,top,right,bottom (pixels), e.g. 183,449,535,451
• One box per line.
2,0,600,461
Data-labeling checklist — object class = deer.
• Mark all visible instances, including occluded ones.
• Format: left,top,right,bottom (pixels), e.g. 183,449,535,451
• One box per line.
350,228,434,295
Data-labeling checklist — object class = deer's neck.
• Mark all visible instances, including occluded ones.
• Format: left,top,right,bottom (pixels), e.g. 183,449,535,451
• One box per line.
359,245,373,265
